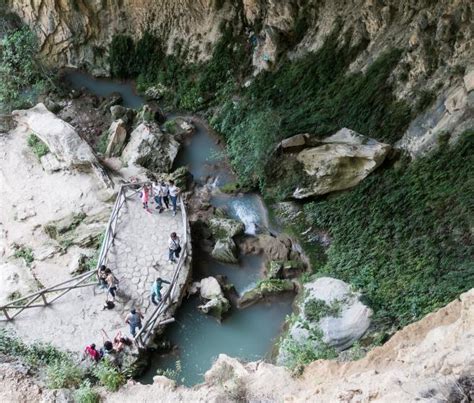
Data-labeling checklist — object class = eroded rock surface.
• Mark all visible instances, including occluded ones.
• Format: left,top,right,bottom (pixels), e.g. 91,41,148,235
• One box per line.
294,128,391,198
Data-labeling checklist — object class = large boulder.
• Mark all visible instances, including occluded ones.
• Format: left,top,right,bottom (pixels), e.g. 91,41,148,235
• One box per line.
277,277,372,365
105,119,127,157
121,123,180,173
197,277,230,321
293,128,391,198
12,104,112,187
209,218,245,240
13,103,97,169
211,238,238,264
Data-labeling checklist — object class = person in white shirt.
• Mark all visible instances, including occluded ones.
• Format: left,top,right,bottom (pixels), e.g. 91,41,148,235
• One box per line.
168,232,181,263
168,180,180,216
152,181,163,211
160,181,170,210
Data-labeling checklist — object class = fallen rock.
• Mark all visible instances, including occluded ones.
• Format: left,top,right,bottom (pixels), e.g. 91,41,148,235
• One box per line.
277,277,372,365
238,279,296,308
293,128,391,198
209,217,245,240
12,103,112,187
211,238,238,264
121,123,180,173
277,133,309,151
198,276,230,320
105,119,128,157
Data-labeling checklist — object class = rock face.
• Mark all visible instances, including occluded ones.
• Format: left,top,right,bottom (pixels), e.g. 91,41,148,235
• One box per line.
121,123,180,173
105,119,127,157
293,128,391,198
277,277,372,365
0,262,37,305
197,276,230,320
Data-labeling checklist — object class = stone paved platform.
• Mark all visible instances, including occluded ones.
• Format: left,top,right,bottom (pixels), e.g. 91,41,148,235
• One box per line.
4,190,190,354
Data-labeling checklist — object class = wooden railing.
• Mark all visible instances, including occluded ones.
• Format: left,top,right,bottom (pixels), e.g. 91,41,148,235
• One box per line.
134,196,189,348
0,183,135,321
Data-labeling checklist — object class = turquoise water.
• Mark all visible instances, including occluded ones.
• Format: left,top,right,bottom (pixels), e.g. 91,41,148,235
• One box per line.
62,70,294,386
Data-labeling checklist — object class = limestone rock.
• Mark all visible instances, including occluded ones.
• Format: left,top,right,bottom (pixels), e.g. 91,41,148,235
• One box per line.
293,128,391,198
278,277,372,365
40,153,64,172
464,68,474,93
121,123,180,173
238,279,295,308
198,276,230,320
444,86,468,113
277,133,309,151
0,262,37,305
211,238,238,264
197,296,231,321
199,277,224,300
105,119,127,157
209,217,245,240
12,104,111,187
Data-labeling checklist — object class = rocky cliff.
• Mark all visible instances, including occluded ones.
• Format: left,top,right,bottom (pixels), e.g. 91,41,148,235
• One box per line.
7,0,474,155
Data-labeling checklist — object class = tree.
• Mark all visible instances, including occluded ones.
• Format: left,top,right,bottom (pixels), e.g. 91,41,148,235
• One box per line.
0,26,43,110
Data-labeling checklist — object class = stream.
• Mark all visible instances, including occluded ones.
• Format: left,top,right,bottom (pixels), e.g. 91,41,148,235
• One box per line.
63,70,294,386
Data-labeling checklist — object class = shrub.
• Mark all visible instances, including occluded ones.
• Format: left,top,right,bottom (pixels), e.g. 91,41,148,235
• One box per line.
13,245,34,266
46,359,84,389
74,381,100,403
304,298,341,322
0,26,44,109
94,360,125,391
27,133,49,159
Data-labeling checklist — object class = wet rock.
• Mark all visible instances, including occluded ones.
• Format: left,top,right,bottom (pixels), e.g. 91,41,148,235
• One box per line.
197,276,231,320
238,279,295,308
121,123,180,173
211,238,238,264
293,128,391,198
209,217,245,240
277,277,372,365
110,105,135,124
105,119,127,157
99,92,122,112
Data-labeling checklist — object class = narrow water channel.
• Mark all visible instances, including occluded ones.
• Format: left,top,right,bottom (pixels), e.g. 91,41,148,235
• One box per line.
63,71,294,386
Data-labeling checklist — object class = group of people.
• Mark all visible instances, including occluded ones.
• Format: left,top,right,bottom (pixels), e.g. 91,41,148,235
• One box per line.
140,180,181,216
83,329,132,364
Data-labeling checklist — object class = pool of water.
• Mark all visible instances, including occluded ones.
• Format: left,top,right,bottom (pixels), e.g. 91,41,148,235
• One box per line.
62,69,144,108
62,69,294,386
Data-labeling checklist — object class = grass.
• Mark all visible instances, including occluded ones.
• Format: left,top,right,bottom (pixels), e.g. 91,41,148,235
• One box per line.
301,130,474,331
27,133,49,159
13,245,34,266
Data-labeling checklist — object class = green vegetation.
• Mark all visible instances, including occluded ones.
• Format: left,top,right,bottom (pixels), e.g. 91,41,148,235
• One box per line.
95,130,109,154
46,359,84,389
94,360,125,391
0,27,45,110
156,360,182,382
304,298,342,322
212,31,411,190
301,130,474,331
13,245,34,266
27,133,49,159
74,381,100,403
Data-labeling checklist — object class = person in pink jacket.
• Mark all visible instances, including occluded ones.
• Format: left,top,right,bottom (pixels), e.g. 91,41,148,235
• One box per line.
141,184,150,209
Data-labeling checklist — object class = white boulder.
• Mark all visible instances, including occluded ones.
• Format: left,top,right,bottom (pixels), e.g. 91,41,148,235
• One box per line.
199,276,224,300
293,128,391,198
105,119,127,157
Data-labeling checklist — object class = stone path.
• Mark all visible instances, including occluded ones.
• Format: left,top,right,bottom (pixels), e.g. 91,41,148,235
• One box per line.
106,191,185,317
5,189,190,353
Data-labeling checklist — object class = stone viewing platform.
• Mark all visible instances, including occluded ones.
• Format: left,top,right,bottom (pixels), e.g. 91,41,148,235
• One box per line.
2,183,191,353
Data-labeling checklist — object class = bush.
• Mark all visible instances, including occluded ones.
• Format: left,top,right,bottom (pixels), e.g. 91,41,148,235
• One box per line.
13,244,34,266
0,26,44,109
302,130,474,330
109,35,135,78
27,133,49,159
74,381,100,403
46,359,84,389
94,360,125,392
